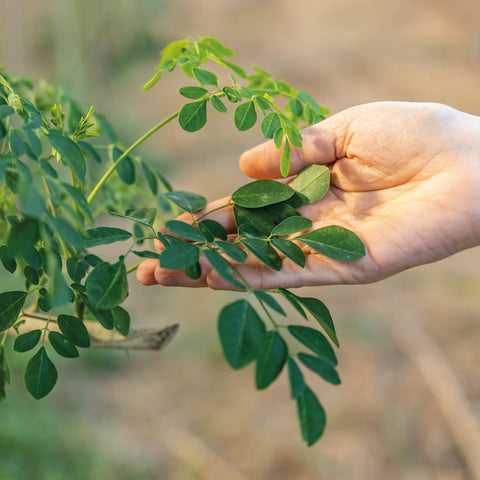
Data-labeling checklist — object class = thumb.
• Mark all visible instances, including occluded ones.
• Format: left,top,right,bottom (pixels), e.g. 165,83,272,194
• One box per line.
239,114,344,179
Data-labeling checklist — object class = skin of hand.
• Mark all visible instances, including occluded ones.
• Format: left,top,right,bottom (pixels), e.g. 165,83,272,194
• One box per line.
137,101,480,290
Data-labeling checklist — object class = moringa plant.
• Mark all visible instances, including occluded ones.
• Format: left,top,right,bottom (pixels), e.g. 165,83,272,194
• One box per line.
0,37,365,446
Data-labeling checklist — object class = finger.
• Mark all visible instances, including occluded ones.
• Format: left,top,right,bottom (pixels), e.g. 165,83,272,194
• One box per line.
205,253,370,290
239,114,344,179
137,257,213,287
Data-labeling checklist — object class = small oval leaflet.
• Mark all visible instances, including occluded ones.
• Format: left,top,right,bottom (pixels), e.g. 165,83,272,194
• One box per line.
234,100,257,131
297,386,326,446
290,164,330,205
13,330,42,353
49,332,79,358
57,314,90,348
179,100,208,132
159,242,200,270
271,216,312,236
164,190,207,213
232,179,294,208
255,331,288,390
24,347,58,400
218,300,266,369
296,225,366,261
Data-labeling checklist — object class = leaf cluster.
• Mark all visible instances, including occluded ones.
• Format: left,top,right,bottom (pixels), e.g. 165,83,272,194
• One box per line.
0,38,366,446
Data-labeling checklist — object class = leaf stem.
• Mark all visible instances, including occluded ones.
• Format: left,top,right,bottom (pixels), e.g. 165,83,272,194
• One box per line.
193,201,233,223
87,110,180,205
126,263,141,275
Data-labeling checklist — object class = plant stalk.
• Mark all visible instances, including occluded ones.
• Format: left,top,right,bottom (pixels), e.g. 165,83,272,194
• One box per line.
87,110,179,205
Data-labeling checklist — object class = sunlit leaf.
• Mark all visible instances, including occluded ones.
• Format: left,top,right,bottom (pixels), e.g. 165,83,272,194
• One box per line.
179,100,208,132
290,165,330,205
179,86,208,99
296,225,365,261
232,179,294,208
234,100,257,131
193,67,218,86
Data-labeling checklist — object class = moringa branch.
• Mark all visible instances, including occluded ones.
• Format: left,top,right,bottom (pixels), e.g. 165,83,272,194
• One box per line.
12,312,179,352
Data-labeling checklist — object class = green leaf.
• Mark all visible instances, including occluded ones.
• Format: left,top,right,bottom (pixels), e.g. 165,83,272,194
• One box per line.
111,208,157,227
45,129,86,181
22,127,42,157
255,331,288,389
83,227,132,247
219,59,247,79
57,314,90,348
141,161,158,195
185,262,202,280
0,345,10,401
78,140,102,163
78,293,114,330
296,295,338,347
261,112,281,139
297,385,326,446
203,249,245,290
49,217,85,248
0,245,17,273
112,147,135,185
24,265,39,285
210,95,227,113
234,101,257,131
271,216,312,236
165,220,206,242
179,100,208,132
0,105,14,117
198,219,228,241
214,240,247,263
280,140,291,177
240,239,282,271
24,347,58,399
270,238,305,267
193,67,219,86
290,165,330,205
278,288,307,319
0,291,28,332
112,306,130,336
49,332,79,358
287,357,305,399
201,37,234,58
296,225,366,261
132,250,161,259
288,98,303,117
288,325,337,365
232,179,294,208
179,86,208,99
14,330,42,352
86,259,128,310
298,353,341,385
273,127,284,149
253,290,286,316
61,183,94,225
164,190,207,213
218,299,266,369
7,218,40,257
160,242,200,270
238,223,267,239
233,205,276,236
66,258,88,283
222,86,242,103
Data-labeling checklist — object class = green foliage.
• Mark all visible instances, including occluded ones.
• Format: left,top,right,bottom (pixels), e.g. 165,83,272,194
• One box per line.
0,37,365,446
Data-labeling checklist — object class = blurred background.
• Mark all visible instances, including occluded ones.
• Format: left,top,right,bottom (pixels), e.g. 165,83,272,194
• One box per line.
1,0,480,479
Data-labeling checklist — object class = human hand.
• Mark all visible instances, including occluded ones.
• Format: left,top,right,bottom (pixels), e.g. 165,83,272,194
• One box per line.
137,102,480,289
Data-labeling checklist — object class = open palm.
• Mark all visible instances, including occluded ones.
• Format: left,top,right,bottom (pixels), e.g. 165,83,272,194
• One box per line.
137,102,480,289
